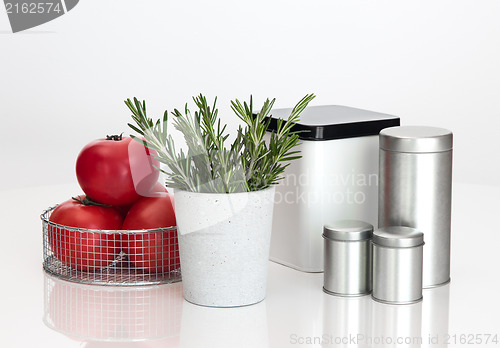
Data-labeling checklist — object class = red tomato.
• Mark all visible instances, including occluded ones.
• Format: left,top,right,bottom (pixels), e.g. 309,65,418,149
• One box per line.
116,182,169,218
48,196,122,271
76,135,159,206
121,194,179,273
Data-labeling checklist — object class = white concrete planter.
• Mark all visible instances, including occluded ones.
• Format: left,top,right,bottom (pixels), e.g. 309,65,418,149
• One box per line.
174,186,276,307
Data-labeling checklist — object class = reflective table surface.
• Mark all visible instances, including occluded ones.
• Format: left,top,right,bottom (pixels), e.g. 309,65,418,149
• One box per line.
1,182,498,347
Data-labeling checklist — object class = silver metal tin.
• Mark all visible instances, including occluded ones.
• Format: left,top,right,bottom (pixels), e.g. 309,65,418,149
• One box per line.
323,220,373,296
372,226,424,305
379,126,453,288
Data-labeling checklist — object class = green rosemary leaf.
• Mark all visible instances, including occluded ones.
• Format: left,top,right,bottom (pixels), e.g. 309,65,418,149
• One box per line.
127,123,144,136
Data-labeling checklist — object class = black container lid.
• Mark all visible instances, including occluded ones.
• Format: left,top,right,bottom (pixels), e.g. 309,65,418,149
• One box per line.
265,105,400,141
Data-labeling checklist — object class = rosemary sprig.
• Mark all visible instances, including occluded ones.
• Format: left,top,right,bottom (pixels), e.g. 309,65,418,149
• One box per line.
125,94,315,193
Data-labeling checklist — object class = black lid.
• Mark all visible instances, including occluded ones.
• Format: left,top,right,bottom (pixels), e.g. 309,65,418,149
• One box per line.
265,105,400,141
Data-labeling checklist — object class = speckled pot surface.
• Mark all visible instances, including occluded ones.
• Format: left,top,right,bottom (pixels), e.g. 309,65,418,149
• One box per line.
174,186,275,307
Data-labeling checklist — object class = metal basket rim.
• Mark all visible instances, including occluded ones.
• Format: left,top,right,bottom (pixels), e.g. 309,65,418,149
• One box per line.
43,271,178,290
43,260,182,287
41,206,177,234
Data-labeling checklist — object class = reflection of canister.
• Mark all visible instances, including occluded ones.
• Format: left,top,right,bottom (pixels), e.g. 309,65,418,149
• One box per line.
422,284,450,347
371,298,423,348
372,227,424,305
378,126,453,288
322,295,372,348
323,220,373,296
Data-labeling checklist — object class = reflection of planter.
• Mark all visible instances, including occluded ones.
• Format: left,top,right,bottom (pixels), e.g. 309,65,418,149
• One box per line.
180,300,269,347
175,186,275,307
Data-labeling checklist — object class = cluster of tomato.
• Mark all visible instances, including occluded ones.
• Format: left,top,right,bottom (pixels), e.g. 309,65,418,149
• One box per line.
48,135,178,273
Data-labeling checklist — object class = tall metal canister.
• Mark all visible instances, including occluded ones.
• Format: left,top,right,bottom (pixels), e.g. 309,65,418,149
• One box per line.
378,126,453,288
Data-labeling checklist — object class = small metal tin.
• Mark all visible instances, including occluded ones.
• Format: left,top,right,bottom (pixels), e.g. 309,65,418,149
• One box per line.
379,126,453,288
372,226,424,305
323,220,373,297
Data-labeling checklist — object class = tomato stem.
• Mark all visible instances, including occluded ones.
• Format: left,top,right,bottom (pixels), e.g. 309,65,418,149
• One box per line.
72,196,112,207
106,133,123,141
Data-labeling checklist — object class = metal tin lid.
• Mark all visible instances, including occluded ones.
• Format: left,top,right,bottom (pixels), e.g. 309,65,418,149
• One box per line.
379,126,453,153
323,220,373,242
265,105,400,141
372,226,424,248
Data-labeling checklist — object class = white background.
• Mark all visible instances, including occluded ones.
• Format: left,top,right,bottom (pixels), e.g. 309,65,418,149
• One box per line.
1,0,500,191
1,3,500,347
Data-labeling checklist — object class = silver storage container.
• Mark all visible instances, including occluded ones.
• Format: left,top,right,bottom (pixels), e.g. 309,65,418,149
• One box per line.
372,226,424,305
323,220,373,296
265,106,399,272
378,126,453,288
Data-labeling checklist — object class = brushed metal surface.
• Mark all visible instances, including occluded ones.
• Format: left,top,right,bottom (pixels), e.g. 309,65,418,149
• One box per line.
269,135,380,272
380,126,453,153
373,226,424,248
323,220,373,242
372,243,424,304
323,239,372,296
379,135,452,288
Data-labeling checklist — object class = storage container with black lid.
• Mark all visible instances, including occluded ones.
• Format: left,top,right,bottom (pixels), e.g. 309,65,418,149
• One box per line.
264,105,399,272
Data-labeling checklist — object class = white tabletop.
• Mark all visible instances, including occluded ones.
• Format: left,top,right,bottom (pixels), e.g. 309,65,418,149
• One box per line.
1,182,499,348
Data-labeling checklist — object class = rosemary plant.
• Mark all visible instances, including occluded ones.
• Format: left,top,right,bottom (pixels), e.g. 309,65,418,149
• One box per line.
125,94,315,193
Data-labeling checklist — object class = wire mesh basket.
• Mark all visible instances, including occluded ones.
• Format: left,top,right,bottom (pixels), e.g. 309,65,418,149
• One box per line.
42,206,181,286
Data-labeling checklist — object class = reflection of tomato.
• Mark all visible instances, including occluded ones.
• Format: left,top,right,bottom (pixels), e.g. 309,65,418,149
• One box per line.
121,284,184,342
48,196,122,271
122,194,179,273
76,135,159,206
48,276,120,340
47,275,183,342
